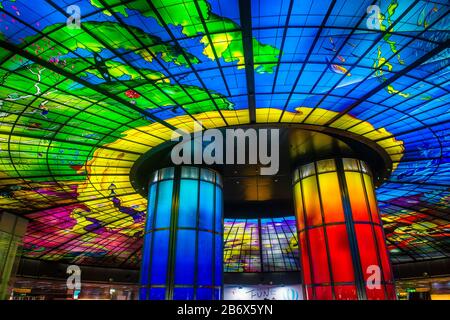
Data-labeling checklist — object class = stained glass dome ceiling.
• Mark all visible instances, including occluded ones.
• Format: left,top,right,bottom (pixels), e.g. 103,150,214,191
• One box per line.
0,0,448,269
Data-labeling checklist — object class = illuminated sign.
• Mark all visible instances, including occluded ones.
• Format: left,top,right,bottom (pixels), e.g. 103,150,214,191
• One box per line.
224,285,303,300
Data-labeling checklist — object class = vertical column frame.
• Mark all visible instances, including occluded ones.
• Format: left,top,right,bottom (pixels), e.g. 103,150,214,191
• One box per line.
313,161,336,299
166,166,181,300
335,158,367,300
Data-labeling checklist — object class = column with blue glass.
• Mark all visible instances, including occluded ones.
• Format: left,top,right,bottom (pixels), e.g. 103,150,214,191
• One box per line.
140,166,223,300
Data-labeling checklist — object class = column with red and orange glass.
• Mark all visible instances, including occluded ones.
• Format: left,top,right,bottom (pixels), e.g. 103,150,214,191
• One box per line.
292,158,396,300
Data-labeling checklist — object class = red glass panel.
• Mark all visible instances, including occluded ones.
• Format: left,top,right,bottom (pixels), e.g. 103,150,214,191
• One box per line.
318,172,345,223
326,225,355,282
299,231,311,285
315,286,333,300
374,225,394,282
386,284,397,300
305,286,314,300
345,172,371,222
355,224,379,280
366,286,386,300
334,285,357,300
355,224,389,300
302,176,323,227
308,227,330,284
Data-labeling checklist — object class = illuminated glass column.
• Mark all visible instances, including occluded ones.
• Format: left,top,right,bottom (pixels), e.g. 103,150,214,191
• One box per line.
292,158,396,300
140,166,223,300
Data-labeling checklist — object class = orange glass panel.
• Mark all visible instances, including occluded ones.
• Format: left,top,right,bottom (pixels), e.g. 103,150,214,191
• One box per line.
326,225,355,283
363,174,380,224
301,176,323,227
318,172,345,223
293,182,305,231
345,172,371,222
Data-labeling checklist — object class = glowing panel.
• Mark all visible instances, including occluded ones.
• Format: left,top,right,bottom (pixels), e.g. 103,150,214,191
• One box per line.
224,217,299,273
293,159,396,300
140,167,223,300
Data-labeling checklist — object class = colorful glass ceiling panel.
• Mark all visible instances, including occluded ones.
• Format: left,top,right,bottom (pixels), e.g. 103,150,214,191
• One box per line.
0,0,448,269
224,217,300,273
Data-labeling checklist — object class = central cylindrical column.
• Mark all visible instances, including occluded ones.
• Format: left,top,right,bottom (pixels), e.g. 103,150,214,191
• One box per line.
140,166,223,300
292,158,396,300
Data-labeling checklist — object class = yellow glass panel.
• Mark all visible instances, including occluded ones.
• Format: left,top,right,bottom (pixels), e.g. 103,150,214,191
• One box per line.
318,172,345,224
303,108,334,125
363,131,390,142
329,117,357,130
293,182,305,231
348,122,373,135
255,108,271,123
280,109,307,123
301,176,323,227
345,172,370,222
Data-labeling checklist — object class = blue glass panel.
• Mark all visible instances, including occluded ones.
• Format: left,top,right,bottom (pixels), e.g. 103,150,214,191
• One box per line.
149,288,166,300
173,288,194,300
198,231,213,286
215,186,223,233
197,288,213,300
151,230,169,285
215,234,223,285
155,180,173,229
146,183,157,232
139,288,148,300
140,232,152,285
214,289,222,300
178,179,199,228
199,181,214,230
174,230,196,285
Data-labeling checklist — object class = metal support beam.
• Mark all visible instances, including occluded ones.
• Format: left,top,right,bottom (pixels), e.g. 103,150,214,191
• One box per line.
238,0,256,123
